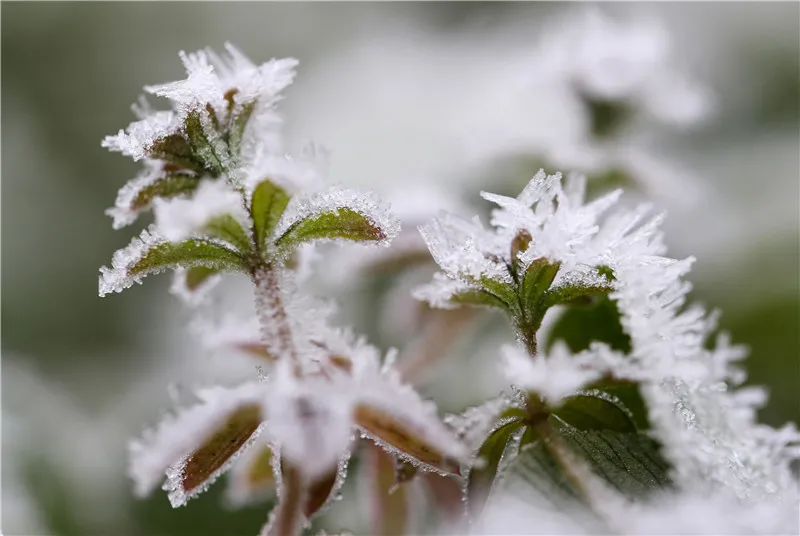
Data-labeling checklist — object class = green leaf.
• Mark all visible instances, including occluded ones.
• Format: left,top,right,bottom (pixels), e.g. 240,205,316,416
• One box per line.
275,208,387,252
148,133,203,171
555,422,673,500
520,258,560,311
130,173,201,211
227,101,256,159
541,280,613,309
129,239,247,280
450,288,510,311
184,266,220,291
184,110,228,175
479,276,520,314
250,179,290,255
552,393,637,433
466,417,525,518
587,380,651,431
547,296,632,353
204,214,252,254
497,438,589,515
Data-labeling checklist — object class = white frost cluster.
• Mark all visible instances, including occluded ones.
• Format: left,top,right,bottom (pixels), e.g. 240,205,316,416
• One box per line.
102,43,297,163
534,8,712,126
416,169,800,517
502,343,604,405
415,169,661,307
152,179,248,242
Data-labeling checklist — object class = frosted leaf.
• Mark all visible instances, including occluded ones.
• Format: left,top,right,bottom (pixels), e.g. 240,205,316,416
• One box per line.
411,272,478,310
502,342,604,405
101,111,178,161
128,382,266,500
152,179,248,243
98,226,166,296
98,225,245,297
105,160,200,229
353,360,469,473
273,185,401,249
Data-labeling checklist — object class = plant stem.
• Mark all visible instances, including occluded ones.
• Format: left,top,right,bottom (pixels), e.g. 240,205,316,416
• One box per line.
268,464,307,536
252,264,301,375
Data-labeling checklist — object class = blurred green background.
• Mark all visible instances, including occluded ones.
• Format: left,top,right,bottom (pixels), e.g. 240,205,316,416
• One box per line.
2,3,798,535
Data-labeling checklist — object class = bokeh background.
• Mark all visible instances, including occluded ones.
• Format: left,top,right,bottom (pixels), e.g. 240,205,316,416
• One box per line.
2,3,798,535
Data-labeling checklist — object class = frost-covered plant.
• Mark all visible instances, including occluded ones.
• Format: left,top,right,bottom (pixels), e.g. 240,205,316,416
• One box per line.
99,43,798,536
99,44,466,535
416,169,799,533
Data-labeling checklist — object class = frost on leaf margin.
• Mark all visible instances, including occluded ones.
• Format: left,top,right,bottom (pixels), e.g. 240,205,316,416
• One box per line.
128,382,266,505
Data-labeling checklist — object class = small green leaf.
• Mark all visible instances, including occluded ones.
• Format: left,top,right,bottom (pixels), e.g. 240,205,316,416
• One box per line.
184,266,220,291
520,258,560,311
227,101,256,158
555,423,673,499
131,173,201,211
204,214,252,254
552,393,637,433
588,380,651,431
541,281,613,309
251,179,290,254
479,276,520,313
450,288,509,311
466,417,525,518
184,111,228,175
275,208,387,252
130,239,247,280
